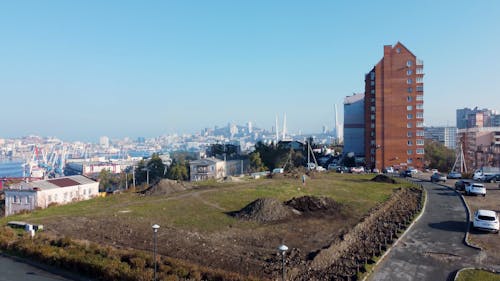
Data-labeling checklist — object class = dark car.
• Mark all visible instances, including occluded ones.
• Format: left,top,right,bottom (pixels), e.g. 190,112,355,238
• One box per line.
483,174,500,183
430,173,447,183
400,170,412,178
336,166,350,173
455,180,472,191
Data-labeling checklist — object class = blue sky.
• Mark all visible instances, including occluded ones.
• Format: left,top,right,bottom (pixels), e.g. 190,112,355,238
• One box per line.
1,1,499,142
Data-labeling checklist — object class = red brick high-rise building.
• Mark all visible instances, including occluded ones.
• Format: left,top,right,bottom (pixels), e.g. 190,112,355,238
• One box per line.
364,42,425,171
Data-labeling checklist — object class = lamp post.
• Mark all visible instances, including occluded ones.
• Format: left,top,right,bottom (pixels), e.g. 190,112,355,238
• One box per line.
152,224,160,281
278,244,288,281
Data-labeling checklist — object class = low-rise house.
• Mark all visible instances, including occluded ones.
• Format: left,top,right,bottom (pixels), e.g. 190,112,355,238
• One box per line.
189,158,226,182
3,175,99,217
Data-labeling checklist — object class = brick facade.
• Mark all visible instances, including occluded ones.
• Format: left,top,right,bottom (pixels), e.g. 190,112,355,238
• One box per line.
364,43,425,170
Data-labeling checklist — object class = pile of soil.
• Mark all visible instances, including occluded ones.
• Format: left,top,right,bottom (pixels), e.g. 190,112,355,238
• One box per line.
371,174,397,184
231,198,295,222
142,179,192,196
285,196,342,215
231,196,343,223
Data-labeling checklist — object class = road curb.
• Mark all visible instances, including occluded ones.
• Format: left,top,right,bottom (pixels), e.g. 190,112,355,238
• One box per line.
437,182,482,250
453,267,500,281
362,181,427,281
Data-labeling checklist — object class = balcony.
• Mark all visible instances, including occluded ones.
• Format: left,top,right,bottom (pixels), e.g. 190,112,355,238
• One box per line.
416,59,424,66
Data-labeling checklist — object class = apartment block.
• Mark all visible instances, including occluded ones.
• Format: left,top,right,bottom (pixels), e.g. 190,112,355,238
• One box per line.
364,43,425,170
424,126,457,149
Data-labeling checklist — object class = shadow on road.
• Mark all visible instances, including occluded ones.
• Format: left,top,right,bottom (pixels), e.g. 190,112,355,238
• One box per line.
436,192,457,196
428,221,468,233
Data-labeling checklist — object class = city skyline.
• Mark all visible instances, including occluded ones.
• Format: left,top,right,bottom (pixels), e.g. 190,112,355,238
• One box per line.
1,1,500,141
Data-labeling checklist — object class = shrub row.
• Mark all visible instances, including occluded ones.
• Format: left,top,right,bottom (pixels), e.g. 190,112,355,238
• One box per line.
0,228,256,281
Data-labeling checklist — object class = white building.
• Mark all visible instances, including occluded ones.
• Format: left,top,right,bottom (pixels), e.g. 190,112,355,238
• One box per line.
3,175,99,217
189,158,226,182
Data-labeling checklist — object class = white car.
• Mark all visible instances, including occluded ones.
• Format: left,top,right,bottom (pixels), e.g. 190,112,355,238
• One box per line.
465,183,486,197
473,209,499,233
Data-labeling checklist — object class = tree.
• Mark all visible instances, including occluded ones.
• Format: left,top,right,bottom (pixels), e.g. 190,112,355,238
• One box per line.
98,169,111,191
249,152,267,172
166,159,189,181
424,139,455,172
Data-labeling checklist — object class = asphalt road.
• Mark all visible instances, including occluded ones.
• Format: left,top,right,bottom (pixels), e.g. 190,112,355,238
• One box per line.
0,255,71,281
367,180,482,281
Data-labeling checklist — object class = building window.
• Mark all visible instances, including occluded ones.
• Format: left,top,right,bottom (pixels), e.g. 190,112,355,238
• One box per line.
408,140,413,146
407,122,413,128
407,78,413,84
371,123,375,128
396,48,401,54
407,131,413,137
416,85,424,92
407,69,413,75
407,96,413,102
416,130,425,137
371,89,375,94
407,87,413,93
416,95,424,101
416,148,425,154
407,158,413,164
48,195,52,202
407,150,413,155
370,106,375,112
370,149,375,154
370,81,375,86
416,112,424,119
407,114,413,119
416,122,424,128
370,131,374,137
416,104,424,110
416,67,424,74
371,140,375,145
416,77,423,83
370,72,375,80
407,105,413,111
407,60,413,67
417,139,425,145
371,114,375,120
371,97,375,103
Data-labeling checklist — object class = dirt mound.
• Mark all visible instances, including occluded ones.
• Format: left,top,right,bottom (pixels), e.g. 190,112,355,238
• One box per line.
231,198,295,222
285,196,342,215
142,179,192,196
371,174,396,184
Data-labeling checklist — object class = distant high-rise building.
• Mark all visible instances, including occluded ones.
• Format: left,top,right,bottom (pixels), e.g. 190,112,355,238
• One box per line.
247,121,253,134
364,42,425,170
424,126,457,149
457,107,500,129
99,136,109,147
343,93,365,157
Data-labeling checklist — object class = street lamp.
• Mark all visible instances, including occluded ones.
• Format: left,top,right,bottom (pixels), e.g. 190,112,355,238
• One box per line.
152,224,160,281
278,244,288,281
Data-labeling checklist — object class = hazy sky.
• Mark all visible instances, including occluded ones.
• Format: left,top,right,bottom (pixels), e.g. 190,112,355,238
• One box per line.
1,1,499,142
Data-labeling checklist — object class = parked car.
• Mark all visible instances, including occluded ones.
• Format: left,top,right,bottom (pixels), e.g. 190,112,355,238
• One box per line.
482,173,500,183
336,166,349,173
431,168,439,174
430,173,447,183
350,167,365,174
383,166,394,173
465,182,486,196
473,209,499,233
447,171,462,179
400,170,412,178
455,180,472,191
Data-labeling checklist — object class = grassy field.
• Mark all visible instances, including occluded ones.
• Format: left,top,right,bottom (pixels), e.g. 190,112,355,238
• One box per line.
1,173,410,233
456,269,500,281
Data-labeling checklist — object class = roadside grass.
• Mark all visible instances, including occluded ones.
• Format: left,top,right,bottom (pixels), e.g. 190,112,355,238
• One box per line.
1,173,407,233
456,269,500,281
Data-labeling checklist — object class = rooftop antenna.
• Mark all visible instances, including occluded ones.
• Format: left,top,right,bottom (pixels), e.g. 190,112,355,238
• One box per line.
282,113,287,140
275,114,279,144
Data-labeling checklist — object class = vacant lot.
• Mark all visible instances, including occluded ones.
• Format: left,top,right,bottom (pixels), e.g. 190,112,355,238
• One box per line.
1,173,413,279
